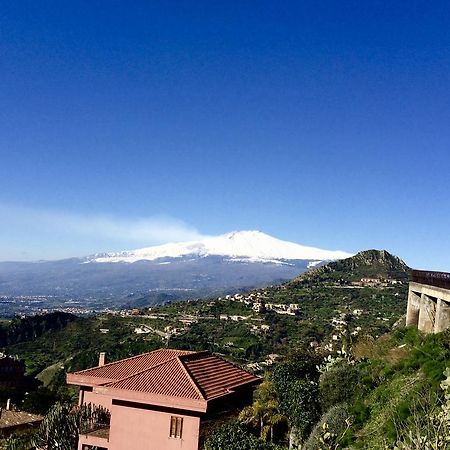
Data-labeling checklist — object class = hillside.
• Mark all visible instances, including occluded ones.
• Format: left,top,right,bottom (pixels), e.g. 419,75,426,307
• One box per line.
291,249,410,285
0,312,77,347
2,249,447,450
0,249,409,411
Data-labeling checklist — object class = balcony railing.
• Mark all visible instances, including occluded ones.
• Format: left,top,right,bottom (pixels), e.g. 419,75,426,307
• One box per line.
80,423,110,440
411,270,450,290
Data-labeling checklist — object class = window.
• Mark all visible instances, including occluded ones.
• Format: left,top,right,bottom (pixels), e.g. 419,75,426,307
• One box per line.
169,416,183,439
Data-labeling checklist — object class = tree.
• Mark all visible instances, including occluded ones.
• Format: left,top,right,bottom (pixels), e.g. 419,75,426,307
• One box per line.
205,422,288,450
240,380,287,442
271,352,322,446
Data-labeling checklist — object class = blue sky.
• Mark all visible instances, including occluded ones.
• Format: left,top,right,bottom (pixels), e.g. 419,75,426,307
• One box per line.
1,1,450,270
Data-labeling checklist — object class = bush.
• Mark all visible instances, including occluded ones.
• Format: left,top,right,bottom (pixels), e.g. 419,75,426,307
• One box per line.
319,363,360,410
204,422,263,450
269,351,322,442
276,379,321,441
304,403,351,450
204,421,289,450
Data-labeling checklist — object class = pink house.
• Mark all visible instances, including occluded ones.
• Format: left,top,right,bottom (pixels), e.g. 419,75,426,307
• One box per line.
67,349,260,450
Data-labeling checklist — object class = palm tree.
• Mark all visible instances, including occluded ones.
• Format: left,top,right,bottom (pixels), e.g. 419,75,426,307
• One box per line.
239,380,287,442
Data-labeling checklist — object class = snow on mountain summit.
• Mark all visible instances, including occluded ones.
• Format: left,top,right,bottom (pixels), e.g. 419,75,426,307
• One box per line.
90,230,352,264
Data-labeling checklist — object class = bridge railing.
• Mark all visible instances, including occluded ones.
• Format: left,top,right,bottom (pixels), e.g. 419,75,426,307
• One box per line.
412,270,450,290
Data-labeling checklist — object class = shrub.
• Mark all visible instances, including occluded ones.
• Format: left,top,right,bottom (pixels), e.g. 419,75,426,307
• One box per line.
275,378,321,442
204,422,262,450
271,351,322,442
304,403,351,450
319,363,360,410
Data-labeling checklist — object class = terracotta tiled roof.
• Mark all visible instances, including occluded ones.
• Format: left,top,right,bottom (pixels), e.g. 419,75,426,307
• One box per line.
181,352,259,399
69,348,260,402
107,358,202,399
73,349,193,382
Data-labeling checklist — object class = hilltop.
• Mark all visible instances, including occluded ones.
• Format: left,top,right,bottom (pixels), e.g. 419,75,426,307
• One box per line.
291,249,410,285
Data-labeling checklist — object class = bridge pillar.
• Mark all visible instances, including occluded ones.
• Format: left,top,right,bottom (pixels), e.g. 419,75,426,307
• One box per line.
406,290,421,326
418,294,436,333
434,299,450,333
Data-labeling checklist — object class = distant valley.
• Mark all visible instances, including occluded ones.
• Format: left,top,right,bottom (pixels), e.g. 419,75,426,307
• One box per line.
0,249,410,382
0,231,351,314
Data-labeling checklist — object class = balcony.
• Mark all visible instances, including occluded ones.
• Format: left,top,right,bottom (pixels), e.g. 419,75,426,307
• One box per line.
79,423,110,450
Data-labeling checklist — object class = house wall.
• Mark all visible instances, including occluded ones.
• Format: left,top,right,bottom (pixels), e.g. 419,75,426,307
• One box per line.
108,403,200,450
81,389,113,411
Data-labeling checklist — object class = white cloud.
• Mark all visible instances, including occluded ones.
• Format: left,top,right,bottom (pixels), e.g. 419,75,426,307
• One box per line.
0,203,205,245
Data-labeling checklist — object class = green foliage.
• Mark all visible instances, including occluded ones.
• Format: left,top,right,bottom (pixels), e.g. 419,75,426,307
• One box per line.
271,353,322,441
339,328,450,449
304,403,351,450
204,422,263,450
205,422,287,450
33,402,110,450
393,369,450,450
33,403,80,450
293,249,410,285
239,380,286,443
21,386,60,415
319,363,360,410
3,434,33,450
277,379,321,440
351,399,370,425
401,333,450,389
271,351,321,386
0,312,76,347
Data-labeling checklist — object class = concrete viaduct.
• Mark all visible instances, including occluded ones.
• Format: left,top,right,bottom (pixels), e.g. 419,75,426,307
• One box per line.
406,270,450,333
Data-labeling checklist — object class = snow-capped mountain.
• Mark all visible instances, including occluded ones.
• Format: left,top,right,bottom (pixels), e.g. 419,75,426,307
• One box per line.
0,231,352,308
88,230,352,264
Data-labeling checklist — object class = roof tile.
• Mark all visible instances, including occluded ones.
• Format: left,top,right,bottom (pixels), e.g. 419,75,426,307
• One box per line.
181,353,259,399
73,349,193,382
69,348,260,402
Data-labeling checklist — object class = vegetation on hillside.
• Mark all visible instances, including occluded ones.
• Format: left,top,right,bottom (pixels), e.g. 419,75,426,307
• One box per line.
293,249,410,285
3,249,445,450
0,312,76,347
205,327,450,449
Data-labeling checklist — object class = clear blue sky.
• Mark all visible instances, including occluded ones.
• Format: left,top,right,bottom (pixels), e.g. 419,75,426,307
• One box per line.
1,1,449,270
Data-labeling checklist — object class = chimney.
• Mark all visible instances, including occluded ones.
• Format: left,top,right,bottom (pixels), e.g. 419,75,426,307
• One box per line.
99,352,106,367
6,399,10,410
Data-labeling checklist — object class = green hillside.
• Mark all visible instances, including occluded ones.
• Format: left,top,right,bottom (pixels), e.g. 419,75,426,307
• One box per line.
0,250,409,404
4,249,444,450
0,312,77,347
292,249,410,285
